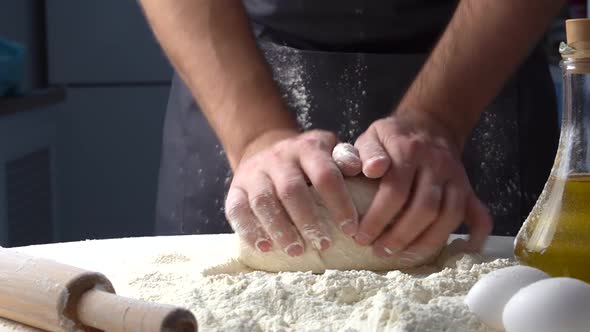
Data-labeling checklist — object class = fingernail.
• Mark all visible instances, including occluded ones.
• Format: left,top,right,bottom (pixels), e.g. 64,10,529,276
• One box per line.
365,156,388,169
285,243,304,257
256,239,272,252
310,236,331,251
340,220,358,236
354,232,372,246
383,247,396,256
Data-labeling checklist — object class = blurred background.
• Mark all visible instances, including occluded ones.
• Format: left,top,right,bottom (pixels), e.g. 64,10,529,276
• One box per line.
0,1,584,247
0,1,171,246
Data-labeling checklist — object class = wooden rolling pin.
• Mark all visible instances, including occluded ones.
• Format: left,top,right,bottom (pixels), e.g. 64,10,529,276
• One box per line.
0,249,197,332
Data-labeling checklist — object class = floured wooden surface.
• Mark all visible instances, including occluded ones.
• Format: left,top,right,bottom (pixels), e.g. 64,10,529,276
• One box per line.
1,234,514,331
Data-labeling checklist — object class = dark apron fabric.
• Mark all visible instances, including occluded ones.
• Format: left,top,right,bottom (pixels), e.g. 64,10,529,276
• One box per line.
155,4,558,237
243,0,457,53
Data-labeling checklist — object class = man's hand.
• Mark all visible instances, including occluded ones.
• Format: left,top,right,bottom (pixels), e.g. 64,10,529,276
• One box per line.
330,0,563,263
334,112,492,263
225,129,359,256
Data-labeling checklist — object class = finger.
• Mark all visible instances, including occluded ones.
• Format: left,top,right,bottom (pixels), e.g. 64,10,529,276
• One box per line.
355,131,391,178
332,143,362,177
354,164,415,246
248,174,305,257
225,186,272,252
299,150,359,237
373,169,443,257
270,163,331,251
464,194,493,252
398,183,465,264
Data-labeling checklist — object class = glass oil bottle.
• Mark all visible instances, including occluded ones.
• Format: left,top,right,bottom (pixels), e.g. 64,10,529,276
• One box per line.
514,19,590,282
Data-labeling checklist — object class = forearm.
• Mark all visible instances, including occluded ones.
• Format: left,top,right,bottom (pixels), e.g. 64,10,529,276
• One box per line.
397,0,564,149
139,0,297,167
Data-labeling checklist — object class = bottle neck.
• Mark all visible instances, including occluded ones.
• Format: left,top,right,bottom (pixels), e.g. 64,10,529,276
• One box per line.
558,57,590,176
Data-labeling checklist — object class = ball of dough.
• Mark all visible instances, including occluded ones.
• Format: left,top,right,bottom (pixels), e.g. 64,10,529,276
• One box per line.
237,176,443,273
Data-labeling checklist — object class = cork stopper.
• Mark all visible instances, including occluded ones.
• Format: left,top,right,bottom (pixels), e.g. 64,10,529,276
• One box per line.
567,19,590,45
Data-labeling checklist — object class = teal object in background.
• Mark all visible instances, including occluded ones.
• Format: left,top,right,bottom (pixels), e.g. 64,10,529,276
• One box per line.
0,37,25,97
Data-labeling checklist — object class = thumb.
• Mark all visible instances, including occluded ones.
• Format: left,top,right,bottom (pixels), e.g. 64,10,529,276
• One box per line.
332,143,362,177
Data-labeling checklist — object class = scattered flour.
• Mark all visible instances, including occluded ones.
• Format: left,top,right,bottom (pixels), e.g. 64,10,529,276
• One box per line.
336,55,367,141
263,43,313,130
127,252,513,332
0,235,514,332
152,253,190,264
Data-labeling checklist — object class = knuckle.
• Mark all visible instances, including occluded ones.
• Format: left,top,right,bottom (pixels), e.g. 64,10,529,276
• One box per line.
276,178,307,202
313,165,342,188
356,141,382,158
232,219,259,239
225,189,249,220
309,129,336,142
301,131,336,150
225,199,250,221
406,137,423,156
249,191,276,213
298,137,319,150
272,226,299,244
268,148,286,162
322,132,337,145
381,134,397,149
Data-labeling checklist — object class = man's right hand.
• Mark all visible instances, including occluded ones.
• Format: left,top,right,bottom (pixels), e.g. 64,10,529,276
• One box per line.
225,129,359,256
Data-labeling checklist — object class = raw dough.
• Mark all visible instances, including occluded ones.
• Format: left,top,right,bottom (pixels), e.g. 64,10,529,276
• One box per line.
237,176,443,272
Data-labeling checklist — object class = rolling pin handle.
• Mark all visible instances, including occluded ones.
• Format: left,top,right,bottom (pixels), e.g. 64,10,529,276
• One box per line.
77,289,197,332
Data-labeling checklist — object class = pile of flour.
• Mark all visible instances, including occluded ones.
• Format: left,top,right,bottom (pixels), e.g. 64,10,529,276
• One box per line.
127,252,513,331
0,235,512,331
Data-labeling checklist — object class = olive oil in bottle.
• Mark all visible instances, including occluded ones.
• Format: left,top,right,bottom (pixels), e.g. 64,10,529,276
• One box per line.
515,174,590,281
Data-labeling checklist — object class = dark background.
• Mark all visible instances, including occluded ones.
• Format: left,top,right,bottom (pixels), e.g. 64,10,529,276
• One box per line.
0,0,583,247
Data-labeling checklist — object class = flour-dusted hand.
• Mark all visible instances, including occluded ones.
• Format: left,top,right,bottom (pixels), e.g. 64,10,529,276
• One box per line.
225,129,358,257
353,112,492,261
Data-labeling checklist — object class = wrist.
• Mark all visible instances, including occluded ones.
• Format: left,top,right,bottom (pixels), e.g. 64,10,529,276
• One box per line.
395,91,485,153
232,127,300,169
393,106,469,155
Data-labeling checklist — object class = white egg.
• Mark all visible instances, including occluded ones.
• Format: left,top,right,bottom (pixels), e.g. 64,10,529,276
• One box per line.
503,277,590,332
465,265,550,330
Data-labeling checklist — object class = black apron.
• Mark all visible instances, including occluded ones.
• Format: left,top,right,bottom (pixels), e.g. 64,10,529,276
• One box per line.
155,1,558,237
